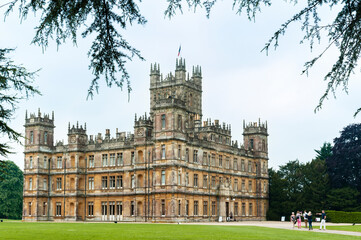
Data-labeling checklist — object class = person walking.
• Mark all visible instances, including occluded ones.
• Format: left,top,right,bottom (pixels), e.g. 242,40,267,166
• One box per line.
303,210,308,228
290,212,296,228
296,211,302,229
308,211,313,230
320,210,326,230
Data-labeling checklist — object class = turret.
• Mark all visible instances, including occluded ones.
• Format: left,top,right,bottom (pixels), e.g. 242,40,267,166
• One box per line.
243,119,268,153
175,58,186,81
24,108,55,152
150,62,160,87
68,121,87,150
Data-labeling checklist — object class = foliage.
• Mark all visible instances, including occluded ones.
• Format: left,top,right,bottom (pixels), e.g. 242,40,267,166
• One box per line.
326,123,361,192
6,0,146,98
327,187,360,212
0,222,359,240
165,0,361,116
326,210,361,223
0,48,39,160
0,160,23,219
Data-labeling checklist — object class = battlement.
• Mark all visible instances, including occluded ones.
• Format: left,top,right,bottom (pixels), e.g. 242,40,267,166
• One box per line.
88,130,134,144
134,113,152,126
25,108,54,126
68,121,87,135
243,119,268,135
200,118,232,136
150,58,202,88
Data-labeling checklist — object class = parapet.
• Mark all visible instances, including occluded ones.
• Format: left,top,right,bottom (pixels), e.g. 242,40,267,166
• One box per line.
243,119,268,135
25,108,54,126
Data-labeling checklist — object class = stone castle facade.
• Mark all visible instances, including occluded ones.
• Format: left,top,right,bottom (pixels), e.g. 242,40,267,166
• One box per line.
23,59,269,222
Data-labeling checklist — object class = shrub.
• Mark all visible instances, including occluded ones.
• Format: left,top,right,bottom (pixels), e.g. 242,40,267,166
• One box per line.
327,210,361,223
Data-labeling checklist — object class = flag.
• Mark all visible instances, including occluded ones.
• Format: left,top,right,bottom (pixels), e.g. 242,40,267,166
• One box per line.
178,45,181,57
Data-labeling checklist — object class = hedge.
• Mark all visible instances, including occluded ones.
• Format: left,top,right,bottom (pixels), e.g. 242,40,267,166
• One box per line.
327,210,361,223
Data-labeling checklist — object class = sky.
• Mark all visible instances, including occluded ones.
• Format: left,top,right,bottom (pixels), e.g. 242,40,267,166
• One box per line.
1,1,360,170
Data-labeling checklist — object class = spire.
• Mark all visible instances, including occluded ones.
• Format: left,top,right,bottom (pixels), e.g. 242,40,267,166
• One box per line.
25,110,28,120
76,121,79,128
38,108,41,117
84,122,87,130
52,111,54,120
68,122,70,131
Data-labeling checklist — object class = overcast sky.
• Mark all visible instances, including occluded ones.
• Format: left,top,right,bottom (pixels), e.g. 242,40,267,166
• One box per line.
1,1,360,170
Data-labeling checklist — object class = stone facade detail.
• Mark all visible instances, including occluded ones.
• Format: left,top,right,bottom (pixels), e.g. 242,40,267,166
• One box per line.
23,58,269,222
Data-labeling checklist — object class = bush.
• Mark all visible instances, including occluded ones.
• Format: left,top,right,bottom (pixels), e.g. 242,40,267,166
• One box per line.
327,210,361,223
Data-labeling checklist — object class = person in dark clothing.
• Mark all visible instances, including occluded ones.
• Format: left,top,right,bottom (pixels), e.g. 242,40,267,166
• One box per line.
308,211,313,230
320,210,326,230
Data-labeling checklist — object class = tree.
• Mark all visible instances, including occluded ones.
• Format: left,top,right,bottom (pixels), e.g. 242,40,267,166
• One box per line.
327,187,360,211
6,0,146,99
0,160,23,219
326,123,361,191
0,48,39,160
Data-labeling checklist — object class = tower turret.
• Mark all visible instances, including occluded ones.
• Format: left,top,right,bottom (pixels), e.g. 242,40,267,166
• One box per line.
24,109,55,153
68,122,87,151
243,119,268,154
175,58,186,81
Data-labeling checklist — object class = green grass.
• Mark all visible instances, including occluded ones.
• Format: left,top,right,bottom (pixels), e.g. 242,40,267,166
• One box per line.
328,225,361,232
0,222,359,240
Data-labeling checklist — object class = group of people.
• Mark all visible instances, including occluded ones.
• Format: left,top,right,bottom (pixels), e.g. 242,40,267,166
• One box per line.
290,210,326,230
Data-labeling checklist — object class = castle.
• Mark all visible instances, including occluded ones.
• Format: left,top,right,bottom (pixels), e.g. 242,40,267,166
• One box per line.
23,59,269,222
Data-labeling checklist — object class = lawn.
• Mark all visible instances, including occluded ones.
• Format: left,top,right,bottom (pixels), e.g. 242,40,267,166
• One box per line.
327,225,361,232
0,222,358,240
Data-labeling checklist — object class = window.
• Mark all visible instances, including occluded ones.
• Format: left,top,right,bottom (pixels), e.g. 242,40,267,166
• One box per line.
131,175,135,188
208,154,211,166
161,145,166,159
212,201,216,216
178,145,181,159
109,202,115,217
131,152,135,165
102,176,108,189
30,131,34,144
194,201,198,216
161,170,166,185
203,201,208,216
250,139,254,150
102,202,107,216
185,173,189,186
88,155,94,168
226,157,230,169
263,181,267,193
88,177,94,190
241,160,245,171
28,202,32,216
242,180,246,192
29,156,33,169
234,202,239,216
29,178,33,190
234,179,238,191
248,180,252,192
117,202,123,216
88,202,94,216
102,154,108,167
262,140,266,151
44,131,48,144
203,175,207,188
193,150,198,163
178,200,181,216
43,178,47,190
110,176,115,189
131,201,135,216
211,176,216,188
249,203,253,216
185,148,189,162
178,171,181,185
56,202,61,216
211,154,215,166
161,199,166,216
117,176,123,188
203,152,207,165
248,161,252,172
161,114,166,129
233,158,238,170
42,202,47,216
109,153,115,166
43,156,47,169
242,203,246,216
178,115,182,130
193,174,198,187
56,178,62,190
219,155,223,167
57,156,62,169
185,200,189,216
117,153,123,166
